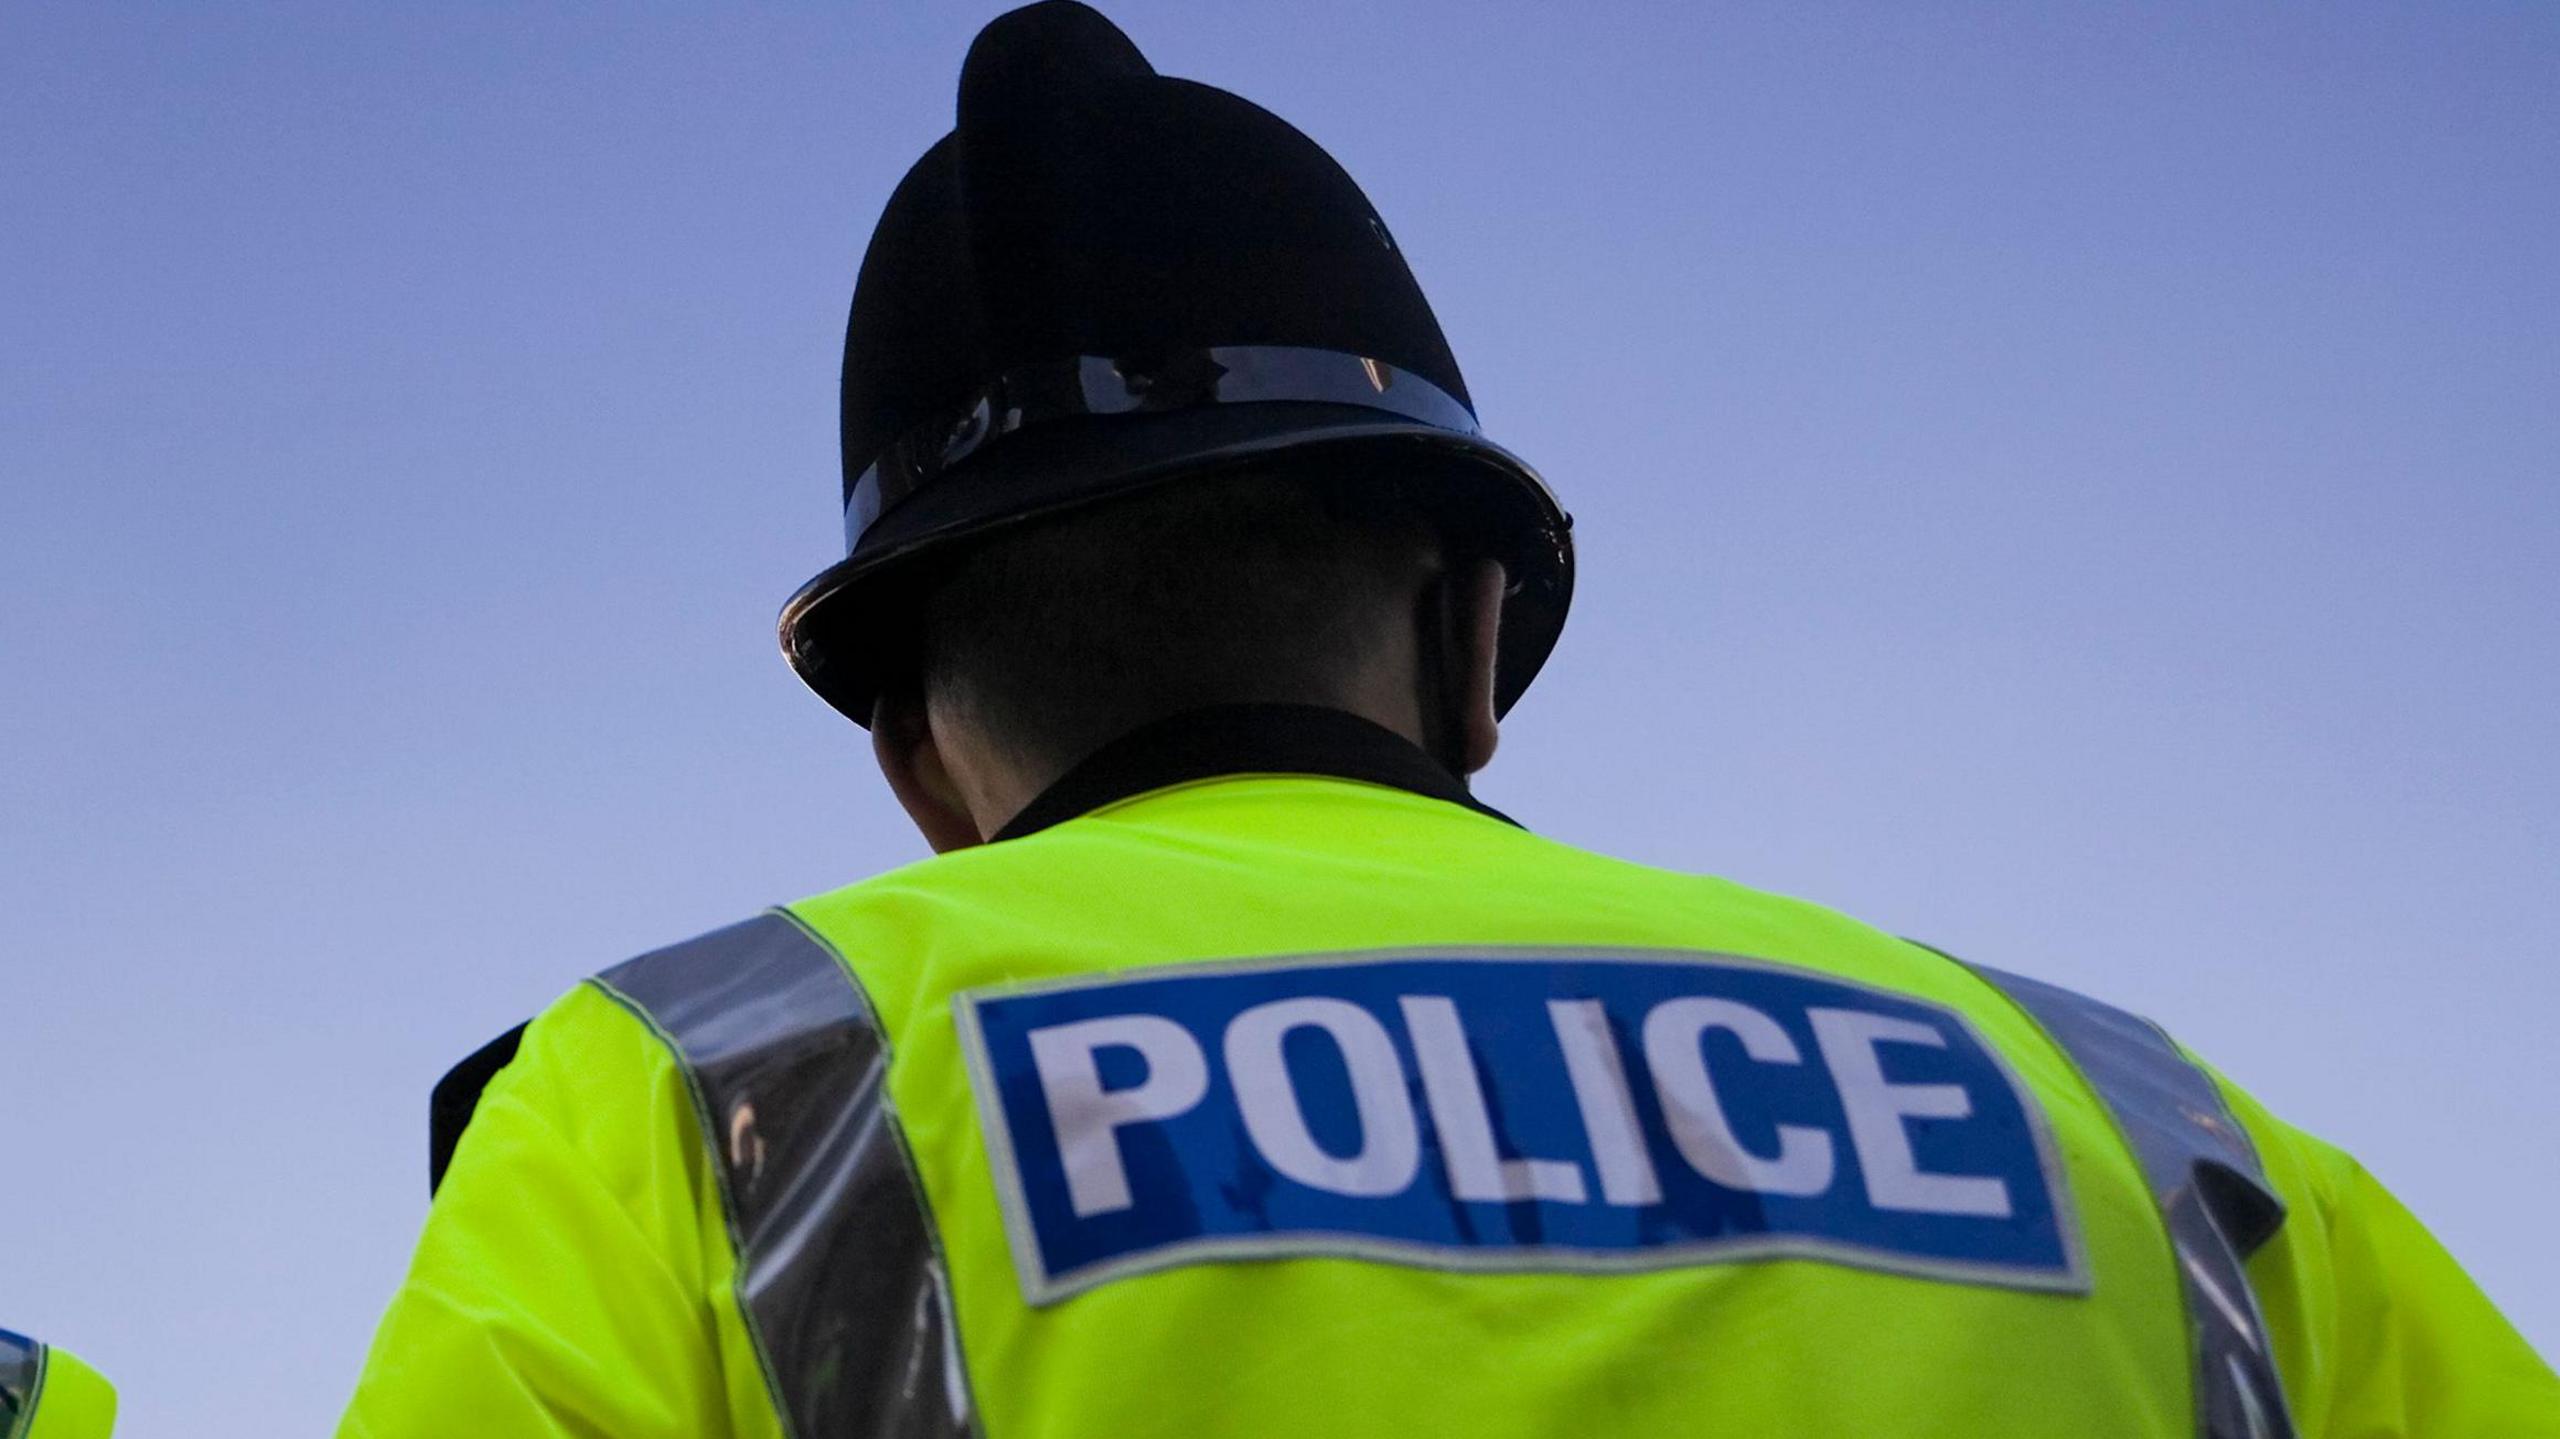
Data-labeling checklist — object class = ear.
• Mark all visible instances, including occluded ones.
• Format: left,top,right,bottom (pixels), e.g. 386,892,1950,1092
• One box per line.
1452,557,1506,775
871,691,985,853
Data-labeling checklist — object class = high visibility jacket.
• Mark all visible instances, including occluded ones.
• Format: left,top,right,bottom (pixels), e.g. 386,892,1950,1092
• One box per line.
341,706,2558,1438
2,1330,116,1439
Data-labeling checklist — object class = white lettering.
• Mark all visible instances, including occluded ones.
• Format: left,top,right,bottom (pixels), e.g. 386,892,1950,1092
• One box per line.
1225,997,1421,1197
1401,996,1586,1203
1809,1008,2011,1217
1028,1014,1211,1218
1641,997,1835,1196
1547,998,1663,1205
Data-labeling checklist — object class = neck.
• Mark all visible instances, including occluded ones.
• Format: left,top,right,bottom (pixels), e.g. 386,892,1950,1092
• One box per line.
990,702,1502,843
942,687,1433,840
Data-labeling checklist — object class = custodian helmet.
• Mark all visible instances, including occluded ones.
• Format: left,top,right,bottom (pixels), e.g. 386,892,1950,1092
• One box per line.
779,1,1573,726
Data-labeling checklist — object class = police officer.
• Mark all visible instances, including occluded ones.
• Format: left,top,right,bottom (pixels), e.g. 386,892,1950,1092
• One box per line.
340,5,2558,1436
2,1329,116,1439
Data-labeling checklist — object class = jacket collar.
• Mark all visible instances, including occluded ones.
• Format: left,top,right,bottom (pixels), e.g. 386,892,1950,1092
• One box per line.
993,703,1520,842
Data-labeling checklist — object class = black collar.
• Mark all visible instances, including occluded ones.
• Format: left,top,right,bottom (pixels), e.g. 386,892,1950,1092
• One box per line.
993,704,1520,842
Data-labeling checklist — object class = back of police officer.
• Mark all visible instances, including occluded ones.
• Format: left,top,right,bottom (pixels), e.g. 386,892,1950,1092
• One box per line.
338,5,2558,1436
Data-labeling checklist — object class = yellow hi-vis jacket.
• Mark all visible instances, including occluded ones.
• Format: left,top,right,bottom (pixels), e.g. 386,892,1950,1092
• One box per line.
341,707,2558,1438
2,1330,115,1439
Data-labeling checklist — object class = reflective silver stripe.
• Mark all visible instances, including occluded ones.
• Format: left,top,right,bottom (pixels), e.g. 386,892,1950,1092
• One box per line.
1961,960,2297,1439
591,911,978,1439
0,1331,42,1439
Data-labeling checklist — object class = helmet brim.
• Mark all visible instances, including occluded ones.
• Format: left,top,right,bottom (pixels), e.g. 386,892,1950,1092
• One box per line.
780,400,1572,728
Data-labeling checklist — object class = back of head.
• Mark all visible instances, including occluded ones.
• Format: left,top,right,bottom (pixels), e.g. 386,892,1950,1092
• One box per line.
915,456,1442,779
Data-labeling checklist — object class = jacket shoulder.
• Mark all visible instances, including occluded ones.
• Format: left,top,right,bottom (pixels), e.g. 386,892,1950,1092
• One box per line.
426,910,813,1194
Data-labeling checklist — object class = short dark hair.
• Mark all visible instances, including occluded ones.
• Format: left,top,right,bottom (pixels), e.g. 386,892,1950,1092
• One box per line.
913,455,1443,776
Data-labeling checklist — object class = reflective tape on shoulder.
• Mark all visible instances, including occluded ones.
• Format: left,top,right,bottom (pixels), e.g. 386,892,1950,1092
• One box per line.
0,1329,42,1439
1958,959,2297,1439
590,911,978,1439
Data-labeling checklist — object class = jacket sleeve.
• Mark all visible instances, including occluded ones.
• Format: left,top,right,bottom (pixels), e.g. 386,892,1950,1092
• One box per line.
2292,1136,2560,1438
337,983,778,1439
2188,1047,2560,1437
14,1341,117,1439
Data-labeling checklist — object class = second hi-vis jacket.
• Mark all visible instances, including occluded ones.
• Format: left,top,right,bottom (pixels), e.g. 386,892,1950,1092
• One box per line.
3,1330,115,1439
341,706,2559,1438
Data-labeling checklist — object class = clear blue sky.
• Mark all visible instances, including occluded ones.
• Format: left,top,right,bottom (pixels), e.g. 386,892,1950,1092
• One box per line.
4,3,2553,1432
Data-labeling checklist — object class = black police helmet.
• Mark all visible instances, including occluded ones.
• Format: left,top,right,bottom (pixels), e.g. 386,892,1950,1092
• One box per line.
780,1,1574,726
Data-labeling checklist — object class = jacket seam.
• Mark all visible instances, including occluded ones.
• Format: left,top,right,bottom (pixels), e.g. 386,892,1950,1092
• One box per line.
584,970,803,1439
773,904,989,1439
